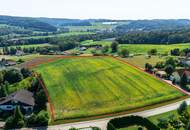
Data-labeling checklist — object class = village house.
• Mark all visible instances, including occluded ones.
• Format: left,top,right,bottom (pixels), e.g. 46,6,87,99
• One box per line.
0,89,35,113
15,50,25,56
155,71,167,78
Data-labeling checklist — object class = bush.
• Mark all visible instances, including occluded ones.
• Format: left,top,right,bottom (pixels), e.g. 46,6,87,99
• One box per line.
145,63,153,73
155,61,165,69
34,89,48,112
118,49,129,58
107,116,159,130
148,49,157,55
36,110,49,126
26,113,37,127
4,69,23,84
21,68,32,78
5,106,25,129
177,101,188,115
165,65,174,77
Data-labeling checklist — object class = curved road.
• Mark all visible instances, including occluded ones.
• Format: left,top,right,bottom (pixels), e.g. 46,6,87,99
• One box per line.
23,97,190,130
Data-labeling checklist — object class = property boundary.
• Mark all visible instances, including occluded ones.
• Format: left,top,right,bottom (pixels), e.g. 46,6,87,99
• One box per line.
34,73,55,121
31,55,190,123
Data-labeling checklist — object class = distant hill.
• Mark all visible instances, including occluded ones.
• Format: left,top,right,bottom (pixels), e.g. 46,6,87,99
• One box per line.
116,19,190,32
36,18,92,26
0,15,57,32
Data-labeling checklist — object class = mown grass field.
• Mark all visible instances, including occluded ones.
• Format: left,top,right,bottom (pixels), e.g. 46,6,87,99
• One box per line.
124,55,166,68
34,57,185,120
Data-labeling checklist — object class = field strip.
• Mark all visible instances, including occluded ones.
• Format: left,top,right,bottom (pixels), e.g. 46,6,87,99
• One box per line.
34,73,55,121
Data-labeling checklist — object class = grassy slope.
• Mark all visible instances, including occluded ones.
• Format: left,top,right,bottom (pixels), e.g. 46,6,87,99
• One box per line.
34,57,185,120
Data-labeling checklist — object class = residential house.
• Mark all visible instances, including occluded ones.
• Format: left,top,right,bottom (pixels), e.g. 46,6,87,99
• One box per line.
0,89,35,112
155,71,167,78
15,50,25,56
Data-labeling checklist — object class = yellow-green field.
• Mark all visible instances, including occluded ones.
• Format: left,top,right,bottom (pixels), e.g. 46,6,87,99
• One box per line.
34,57,185,120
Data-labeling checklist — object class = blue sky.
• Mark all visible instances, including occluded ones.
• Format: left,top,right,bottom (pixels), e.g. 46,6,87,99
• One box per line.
0,0,190,19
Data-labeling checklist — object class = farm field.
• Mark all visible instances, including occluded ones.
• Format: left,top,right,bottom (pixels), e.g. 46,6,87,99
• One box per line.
81,40,190,54
119,43,190,54
0,54,44,61
34,57,185,120
124,55,165,68
19,32,94,39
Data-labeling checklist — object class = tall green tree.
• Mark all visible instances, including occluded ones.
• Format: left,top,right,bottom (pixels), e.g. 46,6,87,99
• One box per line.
5,106,24,129
111,41,118,53
177,101,188,115
180,73,188,87
165,65,174,77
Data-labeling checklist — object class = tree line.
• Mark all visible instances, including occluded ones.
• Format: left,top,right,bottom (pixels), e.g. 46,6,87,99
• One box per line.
116,29,190,44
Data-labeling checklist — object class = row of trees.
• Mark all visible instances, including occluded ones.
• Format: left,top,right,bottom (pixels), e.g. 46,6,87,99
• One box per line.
171,48,190,56
5,106,49,129
116,29,190,44
0,68,32,98
157,101,190,129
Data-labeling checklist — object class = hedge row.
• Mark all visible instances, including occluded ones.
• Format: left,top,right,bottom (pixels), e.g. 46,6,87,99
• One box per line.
107,115,160,130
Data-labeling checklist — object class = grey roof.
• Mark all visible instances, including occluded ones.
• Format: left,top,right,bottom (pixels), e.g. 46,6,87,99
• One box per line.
0,89,35,106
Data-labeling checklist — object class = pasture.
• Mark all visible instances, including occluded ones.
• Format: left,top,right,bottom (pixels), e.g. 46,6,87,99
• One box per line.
34,57,185,120
124,55,165,68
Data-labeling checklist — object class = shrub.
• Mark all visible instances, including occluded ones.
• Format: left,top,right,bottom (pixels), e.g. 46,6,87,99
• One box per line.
145,63,153,73
26,113,37,127
5,106,25,129
21,68,32,78
118,49,129,58
177,101,188,115
4,69,23,84
148,49,157,55
36,110,49,126
107,115,159,130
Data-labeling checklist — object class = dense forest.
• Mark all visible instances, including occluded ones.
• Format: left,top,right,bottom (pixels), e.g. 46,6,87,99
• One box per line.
116,28,190,44
115,19,190,32
0,15,57,32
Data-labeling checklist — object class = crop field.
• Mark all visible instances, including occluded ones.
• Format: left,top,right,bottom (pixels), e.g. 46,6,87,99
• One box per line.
34,57,185,120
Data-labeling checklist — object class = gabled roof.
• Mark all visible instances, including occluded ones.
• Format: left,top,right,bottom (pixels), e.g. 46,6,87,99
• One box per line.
0,89,35,106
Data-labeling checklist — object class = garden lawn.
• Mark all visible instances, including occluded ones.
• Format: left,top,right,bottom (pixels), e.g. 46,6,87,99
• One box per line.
34,57,185,120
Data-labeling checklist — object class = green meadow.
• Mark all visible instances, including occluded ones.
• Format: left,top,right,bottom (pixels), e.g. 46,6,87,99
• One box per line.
34,57,185,120
81,40,190,54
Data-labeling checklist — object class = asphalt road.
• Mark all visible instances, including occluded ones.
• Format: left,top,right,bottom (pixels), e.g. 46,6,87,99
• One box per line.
23,97,190,130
